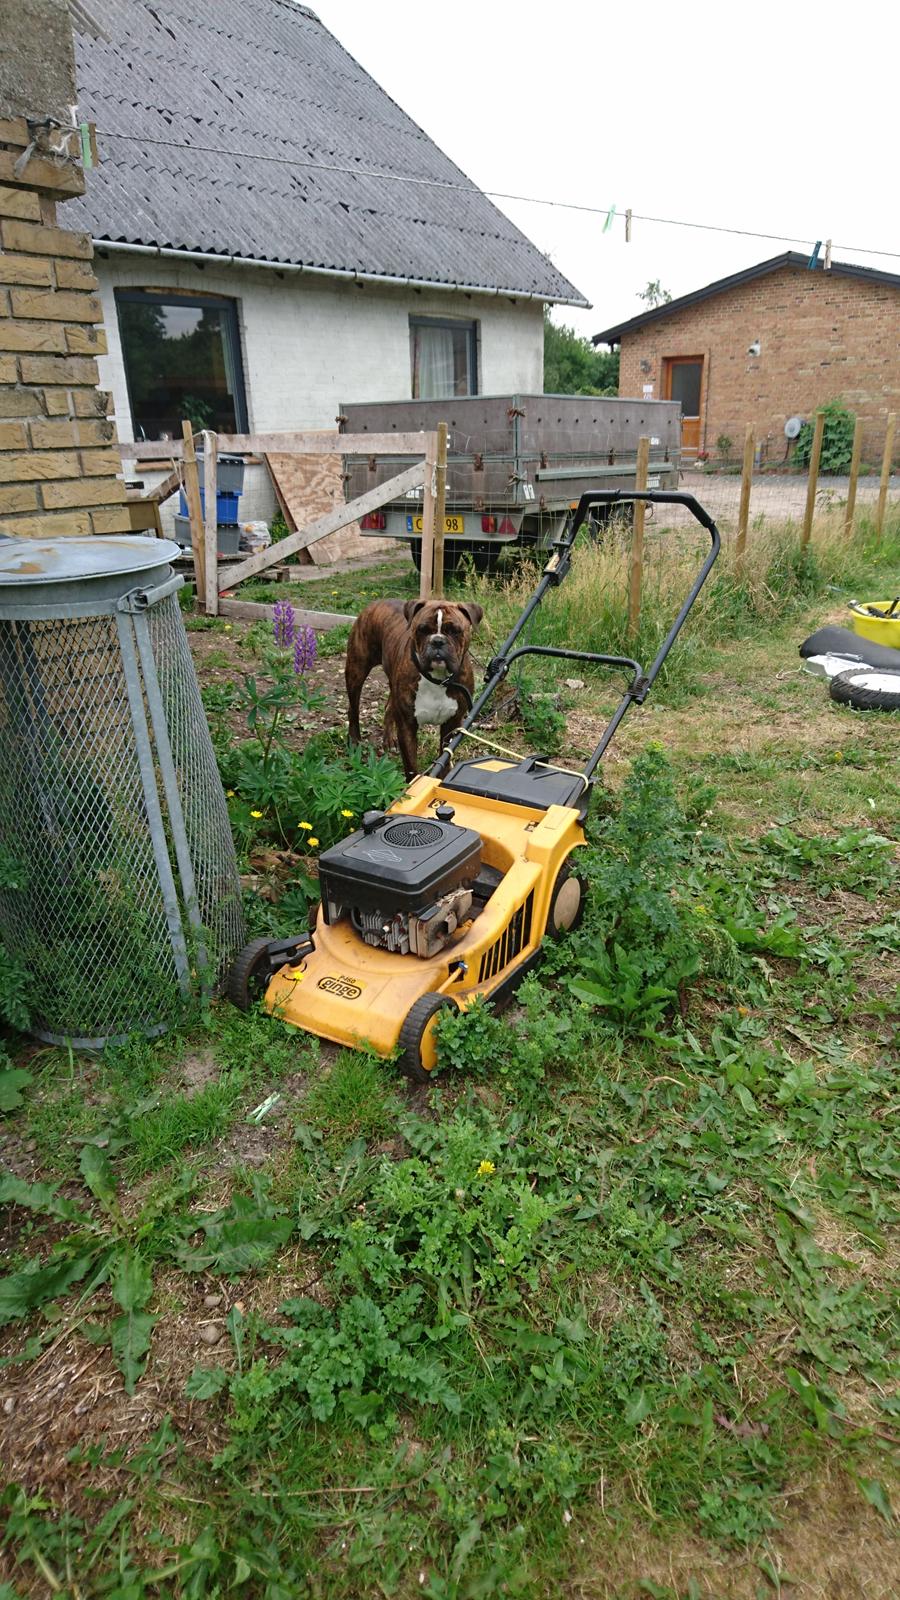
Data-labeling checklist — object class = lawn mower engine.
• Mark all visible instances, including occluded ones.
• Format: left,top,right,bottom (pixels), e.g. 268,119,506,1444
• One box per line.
317,807,482,958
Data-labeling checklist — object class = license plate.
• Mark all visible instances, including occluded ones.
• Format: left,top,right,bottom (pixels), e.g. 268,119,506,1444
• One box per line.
406,515,465,534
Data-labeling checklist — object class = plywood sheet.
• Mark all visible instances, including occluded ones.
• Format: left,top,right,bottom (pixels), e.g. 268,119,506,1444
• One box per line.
264,451,391,565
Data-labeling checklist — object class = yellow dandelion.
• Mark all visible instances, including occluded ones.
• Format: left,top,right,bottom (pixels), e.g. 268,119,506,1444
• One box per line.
341,809,354,818
226,790,235,798
250,809,263,819
308,837,319,848
737,1005,750,1017
477,1159,496,1177
299,821,313,830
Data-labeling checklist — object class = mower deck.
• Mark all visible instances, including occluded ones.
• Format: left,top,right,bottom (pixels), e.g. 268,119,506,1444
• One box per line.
264,768,583,1058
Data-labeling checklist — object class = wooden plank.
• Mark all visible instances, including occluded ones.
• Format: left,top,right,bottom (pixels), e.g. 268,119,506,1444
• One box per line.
431,421,449,598
181,422,206,607
216,430,430,456
736,423,754,572
217,597,354,630
801,411,825,549
219,461,426,591
121,430,431,462
875,412,896,540
628,437,650,639
143,464,183,505
418,431,438,601
202,428,219,616
844,416,863,538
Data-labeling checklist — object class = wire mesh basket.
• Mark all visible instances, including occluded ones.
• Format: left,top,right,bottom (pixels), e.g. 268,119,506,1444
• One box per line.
0,538,244,1046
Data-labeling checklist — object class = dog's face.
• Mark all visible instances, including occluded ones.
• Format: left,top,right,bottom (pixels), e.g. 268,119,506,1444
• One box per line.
404,599,483,679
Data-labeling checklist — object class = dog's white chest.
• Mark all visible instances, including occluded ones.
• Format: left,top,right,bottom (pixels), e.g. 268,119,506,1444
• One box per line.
414,674,457,726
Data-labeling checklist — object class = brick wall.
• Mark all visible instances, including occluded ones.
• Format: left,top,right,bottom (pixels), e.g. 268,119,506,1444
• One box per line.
617,266,900,465
0,118,127,537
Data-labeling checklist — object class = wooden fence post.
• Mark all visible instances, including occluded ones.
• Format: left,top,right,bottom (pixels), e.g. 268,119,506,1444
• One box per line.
875,412,896,540
801,410,825,549
201,429,219,616
431,422,449,597
181,421,206,608
736,422,754,573
418,430,438,602
844,416,864,538
628,436,650,640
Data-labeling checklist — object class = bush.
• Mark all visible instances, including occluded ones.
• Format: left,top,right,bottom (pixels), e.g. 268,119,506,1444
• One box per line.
794,399,856,474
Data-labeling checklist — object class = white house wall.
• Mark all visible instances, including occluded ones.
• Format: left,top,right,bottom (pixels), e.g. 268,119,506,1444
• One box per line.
94,253,545,531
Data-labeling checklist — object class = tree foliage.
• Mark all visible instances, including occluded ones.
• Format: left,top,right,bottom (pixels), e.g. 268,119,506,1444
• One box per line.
794,399,857,475
638,280,673,309
543,312,619,395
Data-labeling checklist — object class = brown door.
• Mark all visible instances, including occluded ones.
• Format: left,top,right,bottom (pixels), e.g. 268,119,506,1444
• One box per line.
664,358,703,458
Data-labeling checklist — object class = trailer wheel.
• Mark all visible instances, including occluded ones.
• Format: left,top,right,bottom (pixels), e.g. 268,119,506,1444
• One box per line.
409,540,498,578
829,666,900,712
547,862,586,939
398,993,459,1084
226,938,275,1011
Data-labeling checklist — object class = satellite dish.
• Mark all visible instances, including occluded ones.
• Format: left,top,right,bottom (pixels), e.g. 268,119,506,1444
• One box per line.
784,416,804,440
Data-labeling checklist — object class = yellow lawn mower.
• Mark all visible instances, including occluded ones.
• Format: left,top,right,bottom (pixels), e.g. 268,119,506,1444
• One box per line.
228,490,721,1081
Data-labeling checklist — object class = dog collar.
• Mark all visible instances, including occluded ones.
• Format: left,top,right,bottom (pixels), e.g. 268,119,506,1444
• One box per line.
411,645,474,711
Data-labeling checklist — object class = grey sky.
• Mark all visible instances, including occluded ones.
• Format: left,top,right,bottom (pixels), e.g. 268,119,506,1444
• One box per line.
316,0,895,342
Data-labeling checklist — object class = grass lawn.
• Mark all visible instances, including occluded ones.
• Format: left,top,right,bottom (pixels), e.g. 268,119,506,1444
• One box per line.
1,516,898,1598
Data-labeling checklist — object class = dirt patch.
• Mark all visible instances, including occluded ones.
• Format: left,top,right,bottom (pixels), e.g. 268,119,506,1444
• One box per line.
566,1470,900,1598
179,1047,219,1098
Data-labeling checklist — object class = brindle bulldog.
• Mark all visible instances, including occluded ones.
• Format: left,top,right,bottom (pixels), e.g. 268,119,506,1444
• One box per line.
346,597,484,779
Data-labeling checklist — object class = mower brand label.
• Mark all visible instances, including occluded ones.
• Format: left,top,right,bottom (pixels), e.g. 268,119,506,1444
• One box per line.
317,975,364,1001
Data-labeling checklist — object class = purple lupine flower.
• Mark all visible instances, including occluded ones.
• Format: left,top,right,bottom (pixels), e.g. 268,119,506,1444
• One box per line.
273,598,296,647
293,625,317,675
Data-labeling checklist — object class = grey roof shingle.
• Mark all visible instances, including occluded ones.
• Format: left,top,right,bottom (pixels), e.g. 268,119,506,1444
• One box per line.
67,0,588,306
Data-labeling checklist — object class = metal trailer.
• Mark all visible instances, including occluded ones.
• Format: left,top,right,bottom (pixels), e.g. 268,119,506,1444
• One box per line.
339,394,681,569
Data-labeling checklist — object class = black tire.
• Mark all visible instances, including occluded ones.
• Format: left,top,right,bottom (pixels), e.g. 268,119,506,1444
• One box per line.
397,993,459,1084
409,539,500,579
547,861,586,940
226,938,275,1011
829,666,900,712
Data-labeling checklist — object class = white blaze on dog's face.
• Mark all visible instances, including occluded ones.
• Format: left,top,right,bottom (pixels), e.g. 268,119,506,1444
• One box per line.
404,599,483,679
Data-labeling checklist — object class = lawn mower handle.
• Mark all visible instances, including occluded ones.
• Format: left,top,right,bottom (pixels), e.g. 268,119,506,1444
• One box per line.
431,488,721,780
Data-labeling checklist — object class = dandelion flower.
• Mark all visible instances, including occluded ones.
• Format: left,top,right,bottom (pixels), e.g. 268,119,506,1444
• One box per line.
308,837,319,848
250,809,263,819
226,790,235,798
299,821,312,831
477,1159,496,1177
341,809,354,818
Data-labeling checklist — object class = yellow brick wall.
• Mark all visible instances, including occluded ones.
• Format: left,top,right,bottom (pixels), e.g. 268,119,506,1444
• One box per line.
0,119,128,538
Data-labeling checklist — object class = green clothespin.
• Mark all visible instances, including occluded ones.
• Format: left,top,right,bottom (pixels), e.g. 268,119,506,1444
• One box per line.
79,122,98,169
603,204,617,235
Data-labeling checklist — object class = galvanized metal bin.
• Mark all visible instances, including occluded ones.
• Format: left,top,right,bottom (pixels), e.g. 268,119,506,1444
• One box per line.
0,538,244,1046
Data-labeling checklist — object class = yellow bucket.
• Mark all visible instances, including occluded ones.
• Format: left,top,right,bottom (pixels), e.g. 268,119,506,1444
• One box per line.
849,600,900,647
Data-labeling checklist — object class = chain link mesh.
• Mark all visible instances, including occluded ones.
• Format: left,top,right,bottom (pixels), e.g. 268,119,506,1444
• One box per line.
148,595,244,980
0,591,243,1045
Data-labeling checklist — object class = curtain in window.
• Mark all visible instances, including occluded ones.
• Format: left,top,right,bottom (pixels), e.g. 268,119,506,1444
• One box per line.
416,325,456,398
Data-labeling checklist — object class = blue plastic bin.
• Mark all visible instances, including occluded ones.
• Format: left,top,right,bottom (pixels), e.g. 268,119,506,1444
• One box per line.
178,487,240,521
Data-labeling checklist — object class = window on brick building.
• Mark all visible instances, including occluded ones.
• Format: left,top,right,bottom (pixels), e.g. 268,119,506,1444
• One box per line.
116,290,248,440
410,316,478,398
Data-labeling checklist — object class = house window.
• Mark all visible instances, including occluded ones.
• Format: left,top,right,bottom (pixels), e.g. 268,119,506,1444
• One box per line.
115,290,248,440
410,317,477,399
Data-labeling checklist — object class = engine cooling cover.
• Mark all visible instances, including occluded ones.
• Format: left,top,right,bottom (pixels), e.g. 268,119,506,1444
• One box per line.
318,810,482,929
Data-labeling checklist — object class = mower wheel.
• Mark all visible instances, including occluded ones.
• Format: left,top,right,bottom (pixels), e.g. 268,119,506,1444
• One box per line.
547,861,586,939
227,938,275,1012
398,993,459,1084
829,666,900,712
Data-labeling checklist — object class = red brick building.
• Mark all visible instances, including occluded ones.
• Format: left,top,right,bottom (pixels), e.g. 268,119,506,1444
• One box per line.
593,252,900,465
